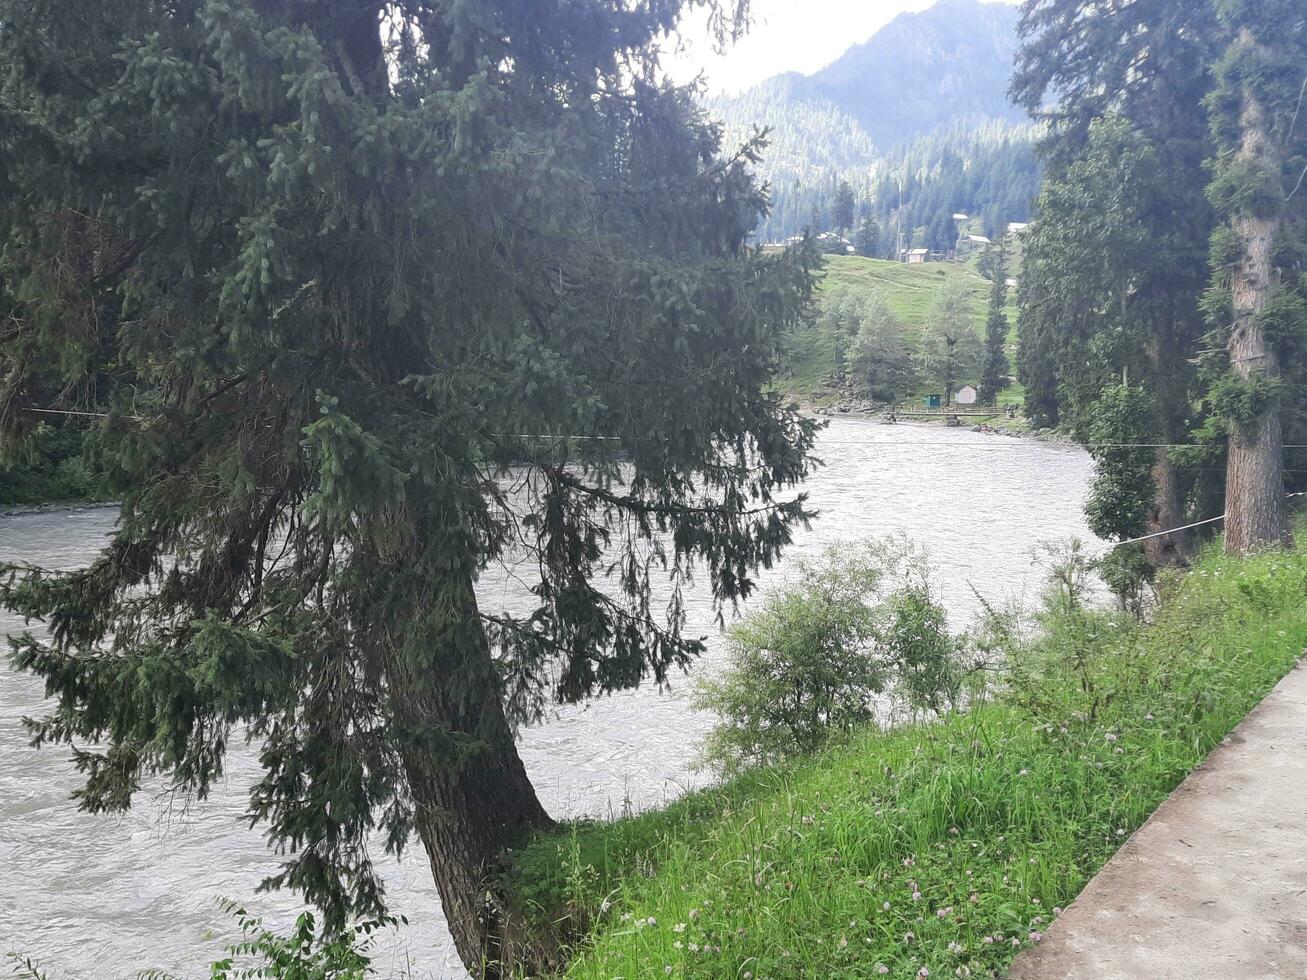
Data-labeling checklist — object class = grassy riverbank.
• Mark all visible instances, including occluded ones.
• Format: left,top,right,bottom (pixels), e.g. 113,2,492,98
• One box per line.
501,533,1307,978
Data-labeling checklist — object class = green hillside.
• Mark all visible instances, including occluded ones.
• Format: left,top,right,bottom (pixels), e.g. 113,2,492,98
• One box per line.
783,255,1018,407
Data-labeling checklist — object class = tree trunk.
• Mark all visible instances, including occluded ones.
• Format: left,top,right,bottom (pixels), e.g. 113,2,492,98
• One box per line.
1146,448,1191,566
382,571,554,978
1224,66,1291,555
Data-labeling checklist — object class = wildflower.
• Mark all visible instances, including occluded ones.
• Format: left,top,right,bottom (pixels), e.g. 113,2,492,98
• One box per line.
878,967,890,975
621,913,632,922
664,968,673,976
937,906,954,918
1145,713,1154,721
1116,828,1126,836
948,941,965,955
840,937,849,949
1105,732,1118,743
919,969,931,978
1031,898,1040,906
1053,907,1064,916
956,969,972,978
647,917,657,927
950,826,960,835
913,891,923,901
904,857,916,868
1114,747,1124,755
688,943,699,953
969,892,979,904
802,815,814,826
1032,916,1045,925
1029,857,1037,865
1011,937,1022,947
1030,931,1044,943
673,923,686,933
673,941,683,950
883,901,892,911
905,931,916,943
983,936,995,945
1018,768,1031,776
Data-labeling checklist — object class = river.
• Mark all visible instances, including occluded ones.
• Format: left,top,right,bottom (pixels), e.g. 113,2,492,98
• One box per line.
0,419,1094,978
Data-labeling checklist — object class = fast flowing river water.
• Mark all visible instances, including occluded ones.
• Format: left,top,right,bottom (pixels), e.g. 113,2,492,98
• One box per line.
0,419,1095,978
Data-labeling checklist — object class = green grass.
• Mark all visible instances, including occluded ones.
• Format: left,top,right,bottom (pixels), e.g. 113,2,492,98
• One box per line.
502,535,1307,978
786,256,1017,408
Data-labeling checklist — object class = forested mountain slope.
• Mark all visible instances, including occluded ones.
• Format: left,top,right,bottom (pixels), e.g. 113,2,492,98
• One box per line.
705,0,1038,245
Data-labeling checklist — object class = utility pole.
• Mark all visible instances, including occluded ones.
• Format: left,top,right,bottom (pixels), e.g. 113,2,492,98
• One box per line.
896,173,904,263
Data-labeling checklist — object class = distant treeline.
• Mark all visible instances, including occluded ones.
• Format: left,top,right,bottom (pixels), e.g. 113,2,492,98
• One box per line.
753,124,1042,249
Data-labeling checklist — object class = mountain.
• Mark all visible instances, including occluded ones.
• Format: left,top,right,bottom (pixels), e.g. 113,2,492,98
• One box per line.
704,0,1038,246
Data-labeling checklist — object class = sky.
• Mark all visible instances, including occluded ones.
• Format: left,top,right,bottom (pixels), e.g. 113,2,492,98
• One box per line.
664,0,1022,95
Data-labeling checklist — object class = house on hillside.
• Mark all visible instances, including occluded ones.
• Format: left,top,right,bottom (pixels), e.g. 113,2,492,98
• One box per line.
905,248,930,264
955,385,979,405
956,234,992,259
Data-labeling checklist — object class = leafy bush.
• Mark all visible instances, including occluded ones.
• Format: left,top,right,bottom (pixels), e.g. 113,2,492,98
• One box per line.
694,538,960,774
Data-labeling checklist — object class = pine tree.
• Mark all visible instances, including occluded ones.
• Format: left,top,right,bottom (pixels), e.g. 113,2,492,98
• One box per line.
1205,0,1305,553
854,216,882,258
0,1,819,973
977,236,1012,405
1014,0,1222,564
832,180,856,236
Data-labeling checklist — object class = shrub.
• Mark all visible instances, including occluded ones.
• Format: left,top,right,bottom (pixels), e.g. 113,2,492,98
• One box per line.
693,538,960,774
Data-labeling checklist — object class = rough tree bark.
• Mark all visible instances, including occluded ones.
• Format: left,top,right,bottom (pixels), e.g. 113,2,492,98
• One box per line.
1224,55,1291,555
1146,449,1190,566
382,568,554,978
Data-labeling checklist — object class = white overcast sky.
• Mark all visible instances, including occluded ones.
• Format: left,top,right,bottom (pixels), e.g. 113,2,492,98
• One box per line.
664,0,1022,95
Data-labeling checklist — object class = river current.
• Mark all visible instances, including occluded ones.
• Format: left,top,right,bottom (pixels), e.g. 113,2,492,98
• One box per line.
0,419,1094,977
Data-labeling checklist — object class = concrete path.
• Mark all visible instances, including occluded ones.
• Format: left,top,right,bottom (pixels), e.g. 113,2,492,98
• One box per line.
1009,658,1307,980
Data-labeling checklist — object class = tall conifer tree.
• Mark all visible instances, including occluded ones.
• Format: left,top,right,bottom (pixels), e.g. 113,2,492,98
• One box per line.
0,1,818,973
1205,0,1306,553
977,235,1012,406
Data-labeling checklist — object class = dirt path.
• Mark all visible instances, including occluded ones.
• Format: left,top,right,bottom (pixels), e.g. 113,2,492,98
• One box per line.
1009,658,1307,979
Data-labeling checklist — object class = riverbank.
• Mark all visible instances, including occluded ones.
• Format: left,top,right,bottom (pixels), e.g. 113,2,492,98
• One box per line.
498,531,1307,978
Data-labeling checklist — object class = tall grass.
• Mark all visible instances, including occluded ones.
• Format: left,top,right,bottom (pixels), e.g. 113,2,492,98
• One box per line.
501,536,1307,978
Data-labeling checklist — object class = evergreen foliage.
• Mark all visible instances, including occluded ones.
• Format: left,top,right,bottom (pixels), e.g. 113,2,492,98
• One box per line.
0,0,819,970
853,216,882,259
1201,0,1307,552
832,181,856,236
977,235,1012,405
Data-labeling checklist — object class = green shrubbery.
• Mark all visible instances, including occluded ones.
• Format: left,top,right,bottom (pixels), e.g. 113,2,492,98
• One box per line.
0,424,109,507
694,540,960,775
498,527,1307,979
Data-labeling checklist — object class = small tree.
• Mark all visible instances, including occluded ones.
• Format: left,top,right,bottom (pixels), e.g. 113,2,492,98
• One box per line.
919,279,982,406
977,236,1013,405
849,291,917,403
695,539,958,776
833,180,856,236
854,216,882,258
1085,384,1160,616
